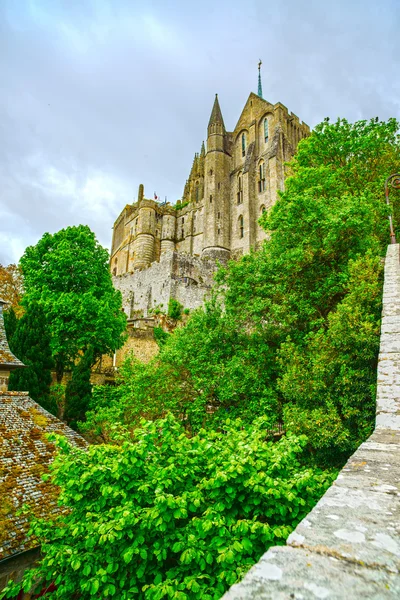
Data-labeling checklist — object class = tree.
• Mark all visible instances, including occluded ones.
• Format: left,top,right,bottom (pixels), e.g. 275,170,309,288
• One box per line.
0,264,24,315
64,348,94,428
7,303,55,414
217,117,399,463
1,416,335,600
20,225,127,382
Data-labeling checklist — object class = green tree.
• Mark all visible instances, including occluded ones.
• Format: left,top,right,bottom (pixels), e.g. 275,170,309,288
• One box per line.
3,306,18,342
1,416,335,600
6,303,56,414
64,347,94,428
20,225,127,382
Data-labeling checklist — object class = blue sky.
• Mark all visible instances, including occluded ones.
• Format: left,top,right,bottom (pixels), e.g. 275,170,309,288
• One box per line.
1,0,399,264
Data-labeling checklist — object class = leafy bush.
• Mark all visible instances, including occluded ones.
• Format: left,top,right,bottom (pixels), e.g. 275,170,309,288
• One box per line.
167,298,183,321
153,326,170,348
1,415,335,600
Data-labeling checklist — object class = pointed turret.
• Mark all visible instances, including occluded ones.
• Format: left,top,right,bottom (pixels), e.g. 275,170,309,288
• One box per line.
189,153,199,179
207,94,225,136
200,141,205,158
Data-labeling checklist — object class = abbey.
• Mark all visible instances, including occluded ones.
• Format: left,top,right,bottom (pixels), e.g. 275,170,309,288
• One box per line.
111,79,309,318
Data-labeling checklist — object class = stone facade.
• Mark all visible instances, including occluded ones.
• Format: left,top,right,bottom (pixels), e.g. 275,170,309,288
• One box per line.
113,250,218,317
110,89,309,318
222,244,400,599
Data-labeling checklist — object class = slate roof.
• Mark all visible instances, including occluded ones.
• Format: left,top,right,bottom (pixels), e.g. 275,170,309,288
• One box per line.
0,391,87,560
0,299,25,370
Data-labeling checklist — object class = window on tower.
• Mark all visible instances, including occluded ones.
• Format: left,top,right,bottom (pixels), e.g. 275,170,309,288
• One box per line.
264,118,269,143
237,173,243,204
258,161,266,193
241,133,246,157
239,215,244,238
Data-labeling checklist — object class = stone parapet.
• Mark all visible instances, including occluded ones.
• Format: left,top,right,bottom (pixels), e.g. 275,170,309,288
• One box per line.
222,244,400,600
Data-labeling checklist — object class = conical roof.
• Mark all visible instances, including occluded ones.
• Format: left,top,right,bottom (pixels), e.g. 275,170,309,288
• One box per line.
0,299,25,370
208,94,225,131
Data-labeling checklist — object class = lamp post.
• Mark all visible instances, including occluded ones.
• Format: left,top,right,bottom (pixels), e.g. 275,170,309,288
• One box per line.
385,173,400,244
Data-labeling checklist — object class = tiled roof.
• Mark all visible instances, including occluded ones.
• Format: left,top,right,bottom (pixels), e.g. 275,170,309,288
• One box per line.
0,299,25,370
0,391,87,560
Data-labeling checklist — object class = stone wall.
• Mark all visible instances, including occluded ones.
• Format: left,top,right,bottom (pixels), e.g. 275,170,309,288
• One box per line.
113,251,218,317
222,244,400,599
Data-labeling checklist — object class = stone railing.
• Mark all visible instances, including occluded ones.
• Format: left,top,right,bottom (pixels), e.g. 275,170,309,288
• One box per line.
222,244,400,599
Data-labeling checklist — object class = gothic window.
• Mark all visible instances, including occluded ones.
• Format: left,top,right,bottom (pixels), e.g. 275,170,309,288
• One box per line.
134,218,138,234
210,195,213,203
260,205,266,215
239,215,244,238
209,169,213,176
218,228,221,235
181,228,184,239
195,183,199,203
237,173,243,204
182,218,184,224
241,132,246,157
258,161,266,193
264,118,269,143
218,212,220,219
218,182,220,190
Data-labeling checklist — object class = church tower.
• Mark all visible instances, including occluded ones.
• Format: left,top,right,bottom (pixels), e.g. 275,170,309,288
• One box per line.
202,95,232,262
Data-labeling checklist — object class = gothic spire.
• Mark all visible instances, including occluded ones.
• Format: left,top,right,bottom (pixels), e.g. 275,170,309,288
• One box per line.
258,59,263,98
207,94,225,131
200,140,205,157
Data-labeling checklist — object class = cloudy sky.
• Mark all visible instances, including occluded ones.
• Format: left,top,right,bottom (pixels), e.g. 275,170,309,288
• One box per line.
1,0,399,265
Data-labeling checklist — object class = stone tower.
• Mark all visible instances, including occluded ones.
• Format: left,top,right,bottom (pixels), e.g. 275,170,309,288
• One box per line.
202,94,232,262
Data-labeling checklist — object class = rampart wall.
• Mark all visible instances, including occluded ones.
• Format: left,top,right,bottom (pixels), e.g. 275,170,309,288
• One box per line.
113,251,218,317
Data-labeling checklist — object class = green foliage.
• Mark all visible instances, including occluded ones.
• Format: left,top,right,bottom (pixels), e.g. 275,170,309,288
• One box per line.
153,326,170,348
168,298,183,321
19,225,127,382
1,416,335,600
6,303,56,414
80,117,400,462
3,307,18,343
64,348,94,428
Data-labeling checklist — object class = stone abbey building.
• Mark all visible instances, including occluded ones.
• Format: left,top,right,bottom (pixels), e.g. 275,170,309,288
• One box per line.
111,79,309,319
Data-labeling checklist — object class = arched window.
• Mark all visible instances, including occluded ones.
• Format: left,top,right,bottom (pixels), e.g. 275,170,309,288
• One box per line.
210,195,213,203
258,161,266,193
195,182,199,202
260,205,266,216
238,215,244,239
241,133,246,157
264,118,269,143
218,212,221,219
237,173,243,204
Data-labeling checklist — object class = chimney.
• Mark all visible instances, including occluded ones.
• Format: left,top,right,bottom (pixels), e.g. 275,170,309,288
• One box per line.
0,299,25,392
